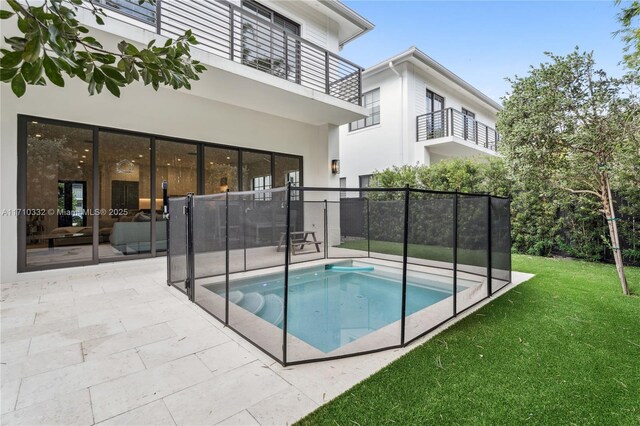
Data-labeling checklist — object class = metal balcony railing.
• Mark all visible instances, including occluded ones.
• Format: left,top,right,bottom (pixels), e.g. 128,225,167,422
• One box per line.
97,0,363,105
416,108,499,151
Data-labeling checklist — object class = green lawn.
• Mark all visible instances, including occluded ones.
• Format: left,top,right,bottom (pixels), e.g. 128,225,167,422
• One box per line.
297,255,640,425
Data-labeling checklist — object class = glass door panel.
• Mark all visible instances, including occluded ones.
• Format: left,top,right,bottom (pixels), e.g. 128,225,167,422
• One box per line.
25,122,94,268
204,147,239,194
156,140,198,252
98,131,152,259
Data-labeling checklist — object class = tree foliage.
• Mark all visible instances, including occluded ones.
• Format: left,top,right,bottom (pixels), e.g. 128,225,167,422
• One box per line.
616,0,640,71
370,158,640,266
0,0,206,97
497,48,640,294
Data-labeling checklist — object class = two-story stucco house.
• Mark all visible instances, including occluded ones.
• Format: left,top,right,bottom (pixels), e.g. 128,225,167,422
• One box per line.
0,0,374,282
339,46,502,190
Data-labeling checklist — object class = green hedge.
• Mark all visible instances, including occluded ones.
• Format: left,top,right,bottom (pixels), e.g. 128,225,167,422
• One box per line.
370,158,640,265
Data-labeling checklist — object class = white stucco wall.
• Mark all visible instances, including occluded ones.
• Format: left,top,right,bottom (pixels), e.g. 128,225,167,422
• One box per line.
0,0,361,282
338,66,404,188
410,64,497,141
338,58,500,188
0,76,338,283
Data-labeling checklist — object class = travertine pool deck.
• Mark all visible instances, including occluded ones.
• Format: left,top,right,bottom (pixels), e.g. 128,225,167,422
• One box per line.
1,258,533,425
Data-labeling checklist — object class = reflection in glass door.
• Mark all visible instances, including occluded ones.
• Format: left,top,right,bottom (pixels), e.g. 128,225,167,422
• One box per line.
19,116,303,272
25,121,94,268
98,131,152,259
156,140,198,252
204,147,239,194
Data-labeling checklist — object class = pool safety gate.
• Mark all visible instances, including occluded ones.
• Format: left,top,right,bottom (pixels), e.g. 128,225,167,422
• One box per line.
167,184,511,366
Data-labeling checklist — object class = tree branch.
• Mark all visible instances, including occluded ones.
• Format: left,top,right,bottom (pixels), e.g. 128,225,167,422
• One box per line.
560,187,602,198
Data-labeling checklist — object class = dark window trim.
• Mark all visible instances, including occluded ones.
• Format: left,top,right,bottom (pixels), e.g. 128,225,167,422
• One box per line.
426,88,445,112
461,107,475,118
241,0,301,35
17,114,303,273
359,174,373,198
94,0,157,26
349,88,381,132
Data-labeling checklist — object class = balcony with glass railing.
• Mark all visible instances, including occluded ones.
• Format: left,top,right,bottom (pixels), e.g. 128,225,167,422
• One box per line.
94,0,363,106
416,108,499,152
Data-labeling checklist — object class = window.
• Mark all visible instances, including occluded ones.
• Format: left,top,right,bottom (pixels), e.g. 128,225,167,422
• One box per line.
18,116,303,272
252,176,272,201
205,147,239,194
252,176,272,191
359,174,373,197
340,177,347,198
350,89,381,131
426,89,445,113
100,132,152,259
242,0,300,35
24,122,95,268
240,0,301,81
461,108,476,141
426,89,446,138
95,0,156,25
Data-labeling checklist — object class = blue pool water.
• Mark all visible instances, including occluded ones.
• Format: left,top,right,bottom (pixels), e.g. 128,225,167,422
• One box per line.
216,262,454,353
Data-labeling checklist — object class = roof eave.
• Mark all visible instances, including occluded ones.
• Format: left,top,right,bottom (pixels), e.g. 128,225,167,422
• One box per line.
317,0,375,47
364,47,503,111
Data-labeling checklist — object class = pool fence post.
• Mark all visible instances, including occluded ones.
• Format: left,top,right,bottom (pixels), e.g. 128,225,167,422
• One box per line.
508,197,513,284
453,189,458,316
282,182,292,365
225,189,230,326
242,197,247,272
186,193,195,302
163,180,170,286
400,185,410,346
487,195,493,297
324,199,328,259
367,197,371,258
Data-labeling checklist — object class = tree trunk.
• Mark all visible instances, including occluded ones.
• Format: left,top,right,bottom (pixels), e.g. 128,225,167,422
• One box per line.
602,173,630,295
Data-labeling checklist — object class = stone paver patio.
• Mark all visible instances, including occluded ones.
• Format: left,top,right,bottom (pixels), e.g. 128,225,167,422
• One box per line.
1,258,533,425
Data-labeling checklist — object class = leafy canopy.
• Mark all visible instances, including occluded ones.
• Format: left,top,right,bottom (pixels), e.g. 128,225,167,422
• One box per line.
0,0,206,97
616,0,640,71
497,48,639,198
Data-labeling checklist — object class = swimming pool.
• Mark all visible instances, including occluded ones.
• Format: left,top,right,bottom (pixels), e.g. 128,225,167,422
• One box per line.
206,261,466,353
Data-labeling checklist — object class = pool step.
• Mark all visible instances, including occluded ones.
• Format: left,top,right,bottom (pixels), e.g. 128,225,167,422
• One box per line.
233,291,284,326
260,294,284,326
228,290,244,304
239,292,265,314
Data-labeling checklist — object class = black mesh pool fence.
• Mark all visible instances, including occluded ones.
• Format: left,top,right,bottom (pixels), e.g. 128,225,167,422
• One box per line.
166,184,512,365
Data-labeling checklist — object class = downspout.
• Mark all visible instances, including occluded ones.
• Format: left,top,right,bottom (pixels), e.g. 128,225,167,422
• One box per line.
389,61,405,164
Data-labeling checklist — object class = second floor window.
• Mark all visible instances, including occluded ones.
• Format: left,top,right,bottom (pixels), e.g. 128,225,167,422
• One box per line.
426,89,445,138
461,108,476,140
350,89,381,131
426,89,445,113
95,0,156,24
240,0,301,80
242,0,300,35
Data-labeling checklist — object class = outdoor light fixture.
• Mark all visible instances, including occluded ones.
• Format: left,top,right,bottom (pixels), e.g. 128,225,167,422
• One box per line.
331,159,340,174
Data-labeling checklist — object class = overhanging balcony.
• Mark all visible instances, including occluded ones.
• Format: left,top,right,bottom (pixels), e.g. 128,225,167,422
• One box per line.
96,0,363,107
417,108,499,152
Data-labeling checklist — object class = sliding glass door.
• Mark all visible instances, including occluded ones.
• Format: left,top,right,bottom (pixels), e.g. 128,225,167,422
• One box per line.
18,116,302,272
98,132,152,260
24,121,94,269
